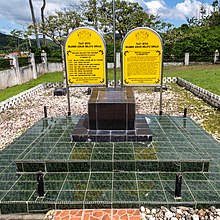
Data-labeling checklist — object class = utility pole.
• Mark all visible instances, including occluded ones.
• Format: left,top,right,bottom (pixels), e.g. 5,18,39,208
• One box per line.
113,0,117,89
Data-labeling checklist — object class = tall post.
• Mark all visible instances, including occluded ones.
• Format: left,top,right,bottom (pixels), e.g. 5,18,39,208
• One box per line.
159,62,164,115
37,171,45,197
184,52,189,66
214,50,219,64
30,53,37,79
64,49,71,116
9,54,20,85
175,173,182,199
41,50,48,72
113,0,117,89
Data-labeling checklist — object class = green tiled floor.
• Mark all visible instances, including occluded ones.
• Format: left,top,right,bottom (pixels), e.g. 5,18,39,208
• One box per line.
0,115,220,214
15,116,210,173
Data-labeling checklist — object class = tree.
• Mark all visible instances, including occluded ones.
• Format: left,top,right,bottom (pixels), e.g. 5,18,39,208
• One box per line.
200,4,207,20
99,0,168,39
187,17,200,26
77,0,98,30
28,9,82,84
10,29,22,50
28,0,40,49
212,0,219,12
73,0,169,40
37,9,81,48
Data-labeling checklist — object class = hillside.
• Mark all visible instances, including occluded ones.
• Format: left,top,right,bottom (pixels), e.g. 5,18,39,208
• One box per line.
0,32,59,53
0,32,17,51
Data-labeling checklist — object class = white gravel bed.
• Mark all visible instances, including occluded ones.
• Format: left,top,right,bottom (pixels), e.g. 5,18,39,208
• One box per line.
0,85,218,149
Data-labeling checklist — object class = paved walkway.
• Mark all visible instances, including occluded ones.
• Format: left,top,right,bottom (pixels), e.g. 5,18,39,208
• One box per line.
52,209,140,220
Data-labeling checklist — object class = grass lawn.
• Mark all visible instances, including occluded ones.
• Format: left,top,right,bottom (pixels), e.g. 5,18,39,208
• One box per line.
0,64,220,102
0,72,63,102
108,65,220,95
163,65,220,95
107,68,121,81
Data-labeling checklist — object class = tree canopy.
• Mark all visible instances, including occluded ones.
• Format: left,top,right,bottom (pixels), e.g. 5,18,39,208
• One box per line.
26,0,170,48
162,0,220,61
73,0,170,40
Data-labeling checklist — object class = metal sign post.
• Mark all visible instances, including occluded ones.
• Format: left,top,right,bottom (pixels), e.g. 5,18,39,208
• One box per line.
113,0,117,89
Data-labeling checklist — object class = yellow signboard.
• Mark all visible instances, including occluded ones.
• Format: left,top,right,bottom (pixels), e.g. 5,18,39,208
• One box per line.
122,27,163,86
65,27,106,86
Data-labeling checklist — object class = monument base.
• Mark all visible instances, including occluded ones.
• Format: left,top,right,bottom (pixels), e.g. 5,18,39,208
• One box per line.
71,114,152,142
88,87,135,130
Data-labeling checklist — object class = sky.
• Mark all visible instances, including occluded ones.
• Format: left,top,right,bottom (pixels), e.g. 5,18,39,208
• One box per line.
0,0,215,35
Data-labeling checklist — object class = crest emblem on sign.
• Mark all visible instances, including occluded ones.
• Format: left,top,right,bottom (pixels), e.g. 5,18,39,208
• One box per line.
135,31,149,41
77,31,92,41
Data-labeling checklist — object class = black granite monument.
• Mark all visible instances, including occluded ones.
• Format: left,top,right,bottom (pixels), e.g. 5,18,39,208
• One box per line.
72,87,152,142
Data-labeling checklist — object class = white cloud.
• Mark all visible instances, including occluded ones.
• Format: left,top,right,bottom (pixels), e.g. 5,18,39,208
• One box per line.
0,0,214,33
144,0,213,24
145,0,166,15
0,0,77,33
0,0,74,24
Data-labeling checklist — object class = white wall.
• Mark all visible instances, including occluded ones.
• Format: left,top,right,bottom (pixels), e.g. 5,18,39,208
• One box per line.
0,62,62,90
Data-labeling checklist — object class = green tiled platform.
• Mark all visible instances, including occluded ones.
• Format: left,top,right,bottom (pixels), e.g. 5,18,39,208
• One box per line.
0,115,220,214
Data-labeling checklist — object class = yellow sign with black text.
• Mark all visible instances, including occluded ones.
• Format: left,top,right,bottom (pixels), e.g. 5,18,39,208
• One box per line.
122,27,163,86
65,27,106,86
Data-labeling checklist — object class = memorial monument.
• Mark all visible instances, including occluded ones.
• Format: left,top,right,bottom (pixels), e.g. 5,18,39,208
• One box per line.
0,26,215,214
64,27,163,142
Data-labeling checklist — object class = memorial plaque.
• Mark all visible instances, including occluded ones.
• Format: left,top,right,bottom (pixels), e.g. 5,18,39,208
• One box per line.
122,27,163,86
65,27,106,86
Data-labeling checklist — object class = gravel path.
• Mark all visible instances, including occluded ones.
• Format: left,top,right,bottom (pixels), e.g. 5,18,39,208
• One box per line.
0,84,219,149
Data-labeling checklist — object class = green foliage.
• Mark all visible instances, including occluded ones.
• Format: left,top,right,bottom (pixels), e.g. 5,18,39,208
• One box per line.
75,0,169,40
0,31,60,54
0,72,63,102
162,0,220,60
106,39,121,62
18,57,29,67
164,65,220,95
162,24,220,60
0,58,11,70
36,9,82,47
0,32,22,53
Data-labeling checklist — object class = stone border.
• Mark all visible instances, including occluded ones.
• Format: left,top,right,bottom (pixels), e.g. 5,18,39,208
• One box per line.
0,84,45,113
163,77,177,83
177,77,220,109
0,82,64,113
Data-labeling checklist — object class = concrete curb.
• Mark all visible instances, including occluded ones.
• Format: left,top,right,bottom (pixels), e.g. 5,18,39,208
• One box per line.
177,77,220,109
